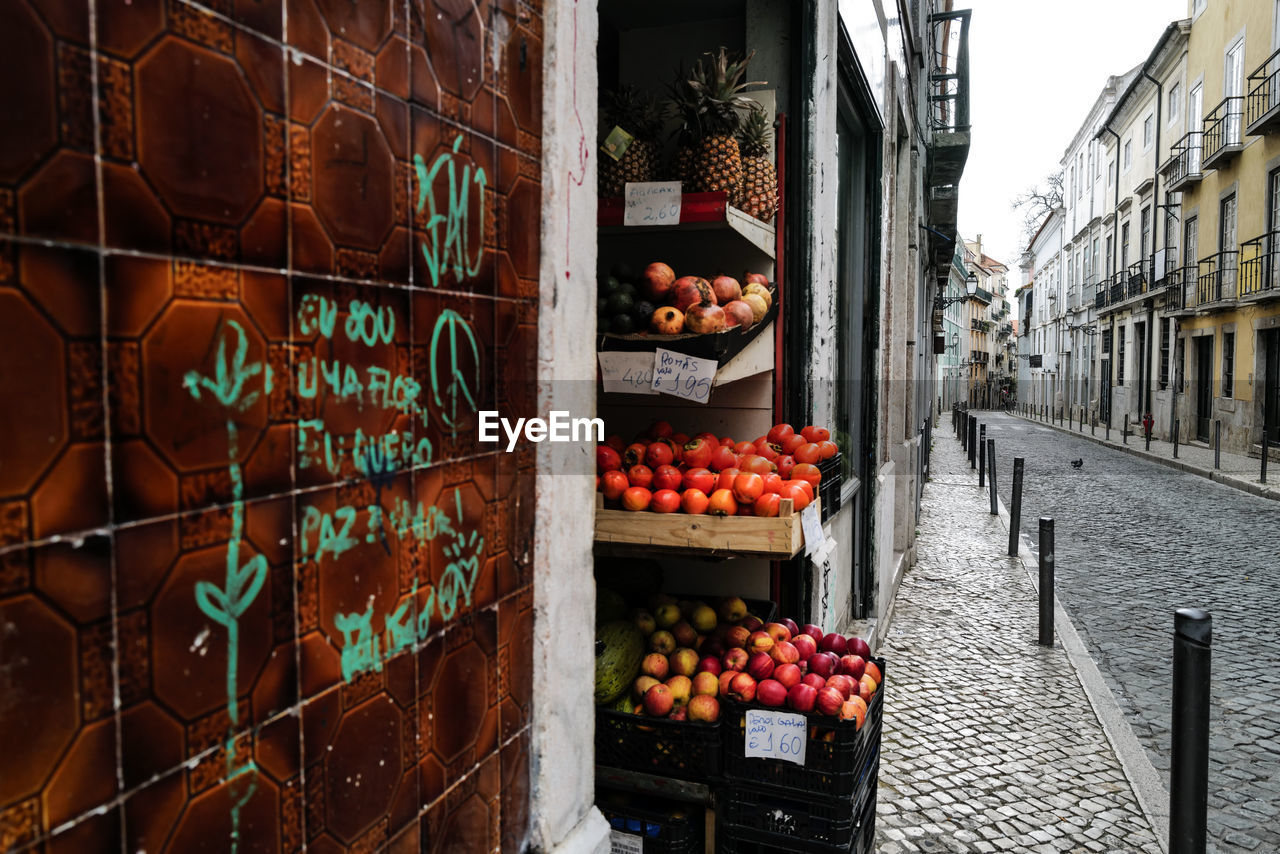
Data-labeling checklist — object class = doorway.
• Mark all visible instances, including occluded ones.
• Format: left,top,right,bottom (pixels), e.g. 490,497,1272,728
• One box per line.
1265,330,1280,445
1196,336,1213,441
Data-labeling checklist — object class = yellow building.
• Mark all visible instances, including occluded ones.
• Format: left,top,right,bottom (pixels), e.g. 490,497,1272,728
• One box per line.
1160,0,1280,454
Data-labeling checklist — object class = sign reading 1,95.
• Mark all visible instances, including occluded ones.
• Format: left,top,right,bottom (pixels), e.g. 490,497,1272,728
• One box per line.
624,181,682,226
745,709,808,765
651,348,715,404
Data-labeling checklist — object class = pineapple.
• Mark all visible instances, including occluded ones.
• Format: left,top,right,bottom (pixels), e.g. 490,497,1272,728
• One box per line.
665,71,699,182
598,86,664,198
732,106,777,221
683,48,765,195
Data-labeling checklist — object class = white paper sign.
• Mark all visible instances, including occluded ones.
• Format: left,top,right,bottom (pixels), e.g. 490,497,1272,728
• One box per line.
745,709,808,765
651,348,715,404
598,351,658,395
801,504,826,555
624,181,682,226
609,830,644,854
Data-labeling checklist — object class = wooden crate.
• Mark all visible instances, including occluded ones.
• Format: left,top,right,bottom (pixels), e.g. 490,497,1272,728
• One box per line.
594,493,816,558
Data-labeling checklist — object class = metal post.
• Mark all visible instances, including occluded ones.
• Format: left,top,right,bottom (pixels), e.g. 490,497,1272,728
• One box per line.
1106,409,1111,440
1038,518,1054,647
1170,608,1212,854
987,438,998,515
1174,419,1180,459
1262,435,1268,485
1009,458,1025,556
1070,408,1073,431
969,417,978,468
979,424,987,486
1123,413,1129,444
1146,421,1152,452
1214,421,1221,470
1091,409,1095,436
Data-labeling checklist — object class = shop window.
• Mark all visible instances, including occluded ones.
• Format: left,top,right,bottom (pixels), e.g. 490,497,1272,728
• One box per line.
1223,331,1235,397
1160,322,1170,390
1118,326,1127,385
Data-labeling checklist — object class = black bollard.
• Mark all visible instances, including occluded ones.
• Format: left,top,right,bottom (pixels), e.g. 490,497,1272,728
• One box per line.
1008,458,1025,556
1170,609,1212,854
1262,435,1269,485
1038,518,1054,647
1123,413,1129,444
969,417,977,468
1146,421,1152,451
979,424,987,486
1070,408,1074,431
1106,409,1111,440
1091,409,1096,436
987,438,997,515
1214,421,1221,470
1174,419,1180,459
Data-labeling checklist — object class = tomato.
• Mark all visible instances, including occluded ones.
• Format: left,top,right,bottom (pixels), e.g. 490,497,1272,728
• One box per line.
682,467,716,494
605,434,626,453
623,442,647,467
781,433,807,455
622,487,652,511
734,441,756,455
817,440,839,459
740,455,776,476
751,435,770,451
792,463,822,489
733,472,764,503
627,464,654,489
767,423,795,445
648,420,674,440
754,493,782,517
597,445,622,473
801,425,831,443
652,464,683,491
681,438,714,469
762,473,784,494
793,443,822,464
715,467,742,492
785,479,816,501
755,441,781,462
600,470,629,501
650,488,682,513
708,488,738,516
778,484,810,511
709,445,739,471
681,488,710,514
645,441,675,468
719,436,737,447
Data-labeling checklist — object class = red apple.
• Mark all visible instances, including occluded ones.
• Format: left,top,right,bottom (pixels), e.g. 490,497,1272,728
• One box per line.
687,694,721,722
787,682,818,713
841,697,867,729
820,633,848,656
864,661,882,685
769,640,800,666
718,671,736,697
808,651,838,679
641,653,669,680
802,673,827,691
746,651,775,681
763,622,792,644
691,671,720,697
666,675,692,706
839,654,866,680
858,674,877,703
816,686,845,716
633,675,660,700
643,684,674,717
722,648,749,672
781,617,800,638
670,648,699,678
698,656,723,676
742,615,764,632
846,636,872,660
757,678,788,707
773,663,802,689
728,672,757,703
826,674,855,700
699,639,725,659
801,624,824,643
724,625,751,649
747,631,774,656
792,634,818,662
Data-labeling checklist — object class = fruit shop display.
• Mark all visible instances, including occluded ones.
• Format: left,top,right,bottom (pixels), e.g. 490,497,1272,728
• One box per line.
594,591,879,729
597,420,837,517
598,262,773,338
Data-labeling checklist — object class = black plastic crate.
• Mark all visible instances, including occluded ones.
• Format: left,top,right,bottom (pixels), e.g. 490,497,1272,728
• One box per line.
720,658,885,798
596,708,723,783
596,791,704,854
718,777,878,854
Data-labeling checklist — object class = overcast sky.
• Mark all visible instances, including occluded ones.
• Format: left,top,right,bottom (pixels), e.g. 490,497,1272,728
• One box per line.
958,0,1190,270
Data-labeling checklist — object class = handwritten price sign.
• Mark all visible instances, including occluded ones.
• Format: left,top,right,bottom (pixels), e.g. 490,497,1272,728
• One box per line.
598,351,657,395
745,709,808,765
623,181,682,226
651,348,715,404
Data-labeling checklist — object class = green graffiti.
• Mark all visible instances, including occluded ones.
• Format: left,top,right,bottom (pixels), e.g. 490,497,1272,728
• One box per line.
298,294,395,346
414,134,487,289
429,309,481,430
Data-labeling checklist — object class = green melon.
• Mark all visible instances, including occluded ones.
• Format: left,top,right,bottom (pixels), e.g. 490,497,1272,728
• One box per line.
596,586,628,625
595,620,644,705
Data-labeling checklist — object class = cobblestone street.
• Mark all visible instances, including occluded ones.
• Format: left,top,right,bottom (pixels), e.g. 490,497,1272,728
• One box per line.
974,411,1280,853
874,433,1159,853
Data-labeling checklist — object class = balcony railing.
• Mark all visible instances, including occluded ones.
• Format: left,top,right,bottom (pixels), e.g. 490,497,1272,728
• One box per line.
1203,96,1245,168
1094,276,1110,309
1196,250,1239,307
928,10,972,135
1163,265,1188,312
971,318,992,332
1125,260,1152,299
1246,49,1280,136
1163,131,1203,191
1240,232,1280,300
1109,272,1125,305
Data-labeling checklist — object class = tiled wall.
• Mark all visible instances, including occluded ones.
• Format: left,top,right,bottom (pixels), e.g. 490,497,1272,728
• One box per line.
0,1,543,850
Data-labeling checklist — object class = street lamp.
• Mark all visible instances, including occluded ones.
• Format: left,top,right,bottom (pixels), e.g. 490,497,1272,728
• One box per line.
938,271,979,308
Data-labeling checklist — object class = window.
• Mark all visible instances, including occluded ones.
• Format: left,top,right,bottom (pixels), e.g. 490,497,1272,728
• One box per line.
1102,328,1113,355
1084,243,1092,283
1078,153,1085,197
1070,164,1077,200
1143,114,1154,149
1118,326,1127,385
1192,0,1206,18
1123,140,1132,171
1165,209,1179,269
1105,234,1114,277
1223,331,1235,397
1176,336,1186,389
1169,82,1181,123
1107,160,1114,187
1159,321,1170,389
1092,237,1101,279
1121,221,1131,268
1141,206,1151,262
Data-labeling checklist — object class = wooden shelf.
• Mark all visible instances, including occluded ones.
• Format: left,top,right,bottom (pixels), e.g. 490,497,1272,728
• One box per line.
594,494,815,558
598,192,776,260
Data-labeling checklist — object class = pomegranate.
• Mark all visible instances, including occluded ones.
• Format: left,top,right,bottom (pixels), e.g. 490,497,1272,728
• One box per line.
723,300,754,329
757,678,788,708
742,292,769,323
684,301,727,334
671,276,715,311
642,262,676,302
650,306,685,334
711,275,742,304
743,281,772,306
744,272,769,287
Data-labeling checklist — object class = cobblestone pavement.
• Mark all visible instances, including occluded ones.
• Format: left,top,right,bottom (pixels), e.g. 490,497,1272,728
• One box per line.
970,410,1280,853
874,435,1159,854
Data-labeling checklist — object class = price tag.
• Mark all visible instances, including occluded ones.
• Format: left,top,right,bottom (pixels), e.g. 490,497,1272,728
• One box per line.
624,181,682,226
801,504,825,555
744,709,808,765
598,351,658,395
651,348,715,404
609,830,644,854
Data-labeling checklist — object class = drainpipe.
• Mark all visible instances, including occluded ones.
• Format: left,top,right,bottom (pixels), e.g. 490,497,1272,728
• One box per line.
1142,68,1163,425
1105,125,1122,420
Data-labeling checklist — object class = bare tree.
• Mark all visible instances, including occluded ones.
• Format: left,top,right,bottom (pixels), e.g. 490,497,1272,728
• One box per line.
1011,170,1064,250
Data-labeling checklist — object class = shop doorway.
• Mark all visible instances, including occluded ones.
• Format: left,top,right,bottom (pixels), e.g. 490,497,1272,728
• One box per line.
1196,337,1213,441
1264,330,1280,445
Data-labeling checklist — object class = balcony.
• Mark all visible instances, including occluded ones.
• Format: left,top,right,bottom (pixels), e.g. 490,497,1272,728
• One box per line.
1162,131,1204,191
1163,265,1188,313
970,318,992,332
1202,96,1245,169
1195,250,1239,308
1109,272,1125,305
1246,49,1280,136
1239,232,1280,303
925,9,971,268
1125,259,1152,300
